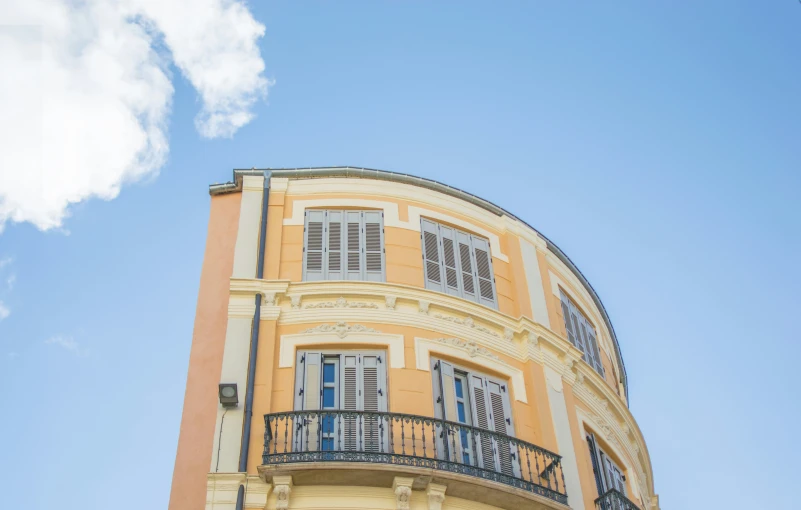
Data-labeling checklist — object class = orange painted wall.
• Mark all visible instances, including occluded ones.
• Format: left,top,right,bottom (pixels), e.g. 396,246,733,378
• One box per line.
168,192,241,510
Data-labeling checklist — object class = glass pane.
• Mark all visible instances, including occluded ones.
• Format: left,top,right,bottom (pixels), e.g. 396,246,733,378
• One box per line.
322,415,335,434
323,363,336,383
323,387,335,408
455,378,464,399
457,402,466,423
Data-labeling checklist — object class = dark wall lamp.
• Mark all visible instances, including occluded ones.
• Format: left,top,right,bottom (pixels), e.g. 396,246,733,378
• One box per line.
218,383,239,408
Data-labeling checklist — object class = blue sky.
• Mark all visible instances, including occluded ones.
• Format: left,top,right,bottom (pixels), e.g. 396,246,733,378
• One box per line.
1,2,799,509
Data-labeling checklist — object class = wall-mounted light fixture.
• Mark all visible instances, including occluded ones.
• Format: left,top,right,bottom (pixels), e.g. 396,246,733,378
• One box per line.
218,383,238,408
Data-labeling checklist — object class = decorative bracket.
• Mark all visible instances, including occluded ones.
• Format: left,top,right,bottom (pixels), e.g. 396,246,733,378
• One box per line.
393,477,414,510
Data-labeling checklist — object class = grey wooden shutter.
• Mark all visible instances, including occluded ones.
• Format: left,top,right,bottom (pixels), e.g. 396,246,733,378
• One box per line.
472,236,497,308
327,210,344,280
487,380,516,476
342,354,359,450
470,375,495,471
363,211,384,282
361,354,386,452
303,211,325,281
295,352,322,451
584,324,604,375
432,359,459,461
346,211,362,280
457,231,477,302
587,433,606,496
560,293,578,348
440,225,461,296
421,219,444,291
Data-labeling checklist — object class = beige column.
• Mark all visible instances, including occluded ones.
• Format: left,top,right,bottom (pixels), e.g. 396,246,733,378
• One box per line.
544,365,586,510
210,174,266,473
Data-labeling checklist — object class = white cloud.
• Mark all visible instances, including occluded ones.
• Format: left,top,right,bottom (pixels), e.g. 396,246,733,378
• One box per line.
0,0,268,232
0,301,9,321
0,258,11,270
45,335,88,356
6,274,14,291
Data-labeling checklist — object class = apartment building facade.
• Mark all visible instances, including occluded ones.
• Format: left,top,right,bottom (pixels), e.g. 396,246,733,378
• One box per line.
168,167,659,510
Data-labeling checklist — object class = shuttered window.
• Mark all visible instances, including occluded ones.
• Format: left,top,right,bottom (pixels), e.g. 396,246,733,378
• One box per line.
421,219,497,308
560,290,605,376
303,210,384,281
295,350,388,452
294,350,387,413
431,358,516,476
586,432,627,496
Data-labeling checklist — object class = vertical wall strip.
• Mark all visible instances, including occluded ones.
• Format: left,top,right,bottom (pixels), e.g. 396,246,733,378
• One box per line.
235,171,271,510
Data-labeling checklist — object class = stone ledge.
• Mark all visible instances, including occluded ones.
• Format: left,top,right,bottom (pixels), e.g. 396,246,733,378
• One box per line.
257,462,569,510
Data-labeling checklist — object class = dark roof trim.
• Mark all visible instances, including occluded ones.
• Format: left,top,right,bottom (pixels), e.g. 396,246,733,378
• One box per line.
211,166,629,404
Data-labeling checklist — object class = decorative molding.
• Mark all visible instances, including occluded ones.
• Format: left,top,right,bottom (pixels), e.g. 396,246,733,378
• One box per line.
304,296,378,309
419,300,430,314
426,483,447,510
434,338,504,363
279,331,405,368
273,477,292,510
415,337,527,403
385,295,397,310
526,331,539,347
432,313,499,337
262,292,277,306
300,322,380,339
393,477,414,510
504,328,514,341
290,295,302,310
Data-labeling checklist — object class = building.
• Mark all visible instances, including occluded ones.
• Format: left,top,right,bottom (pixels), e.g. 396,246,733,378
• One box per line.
168,167,659,510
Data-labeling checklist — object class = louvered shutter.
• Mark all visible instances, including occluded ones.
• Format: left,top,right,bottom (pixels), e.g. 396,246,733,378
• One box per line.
440,225,461,296
303,211,325,281
345,211,362,280
470,375,495,471
361,354,386,451
327,210,344,279
363,211,384,282
421,219,444,291
456,231,477,302
472,236,497,308
570,306,587,353
585,326,604,375
487,380,517,477
560,293,577,347
341,354,359,450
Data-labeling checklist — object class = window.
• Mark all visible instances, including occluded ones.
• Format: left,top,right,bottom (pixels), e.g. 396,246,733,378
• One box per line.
294,350,387,451
431,358,516,475
421,219,497,308
303,210,385,281
559,290,604,375
586,432,627,496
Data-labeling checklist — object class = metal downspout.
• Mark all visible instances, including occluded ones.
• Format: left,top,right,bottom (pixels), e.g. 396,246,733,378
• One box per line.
235,171,271,510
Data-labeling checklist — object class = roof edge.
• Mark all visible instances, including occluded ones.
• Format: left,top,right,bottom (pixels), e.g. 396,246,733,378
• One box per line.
210,166,629,405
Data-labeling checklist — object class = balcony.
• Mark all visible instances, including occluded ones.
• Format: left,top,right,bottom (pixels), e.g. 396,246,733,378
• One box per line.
595,489,640,510
261,410,568,509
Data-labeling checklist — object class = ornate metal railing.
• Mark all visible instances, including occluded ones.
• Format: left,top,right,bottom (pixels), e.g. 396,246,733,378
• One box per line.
263,410,567,505
595,489,640,510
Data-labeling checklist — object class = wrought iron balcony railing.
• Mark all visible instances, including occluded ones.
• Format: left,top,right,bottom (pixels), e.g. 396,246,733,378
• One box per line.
595,489,640,510
263,410,567,505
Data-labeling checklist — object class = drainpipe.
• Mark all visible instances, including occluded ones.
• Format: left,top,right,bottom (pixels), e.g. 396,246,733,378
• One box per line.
235,171,271,510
